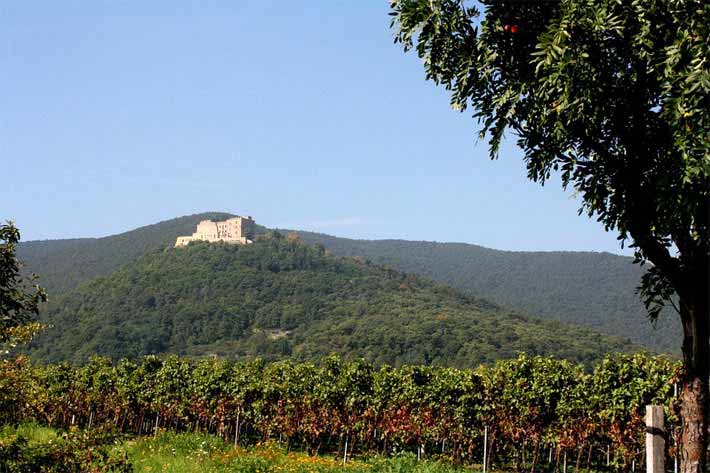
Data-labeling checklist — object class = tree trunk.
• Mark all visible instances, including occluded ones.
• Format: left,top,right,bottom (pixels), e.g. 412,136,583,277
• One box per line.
486,434,496,473
530,440,540,473
573,444,583,473
679,295,709,473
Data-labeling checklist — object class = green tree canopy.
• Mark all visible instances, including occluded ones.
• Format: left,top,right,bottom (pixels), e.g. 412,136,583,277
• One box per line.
389,0,708,471
0,221,46,349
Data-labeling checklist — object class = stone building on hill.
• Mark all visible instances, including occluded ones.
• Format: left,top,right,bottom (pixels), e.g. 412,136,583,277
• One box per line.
175,216,256,247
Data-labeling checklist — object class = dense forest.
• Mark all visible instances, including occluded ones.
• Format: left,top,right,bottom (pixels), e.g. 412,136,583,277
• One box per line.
18,212,678,353
25,235,634,366
291,232,679,354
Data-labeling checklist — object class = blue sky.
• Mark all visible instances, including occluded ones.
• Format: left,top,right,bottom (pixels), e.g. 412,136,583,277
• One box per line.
2,1,629,254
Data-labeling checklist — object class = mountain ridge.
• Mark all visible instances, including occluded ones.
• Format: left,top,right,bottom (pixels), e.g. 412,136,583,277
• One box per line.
289,230,679,352
17,211,679,353
26,236,636,366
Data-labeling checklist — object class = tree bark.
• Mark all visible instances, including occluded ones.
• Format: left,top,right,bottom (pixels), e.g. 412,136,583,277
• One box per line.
573,444,583,473
486,433,496,473
679,293,709,473
530,440,540,473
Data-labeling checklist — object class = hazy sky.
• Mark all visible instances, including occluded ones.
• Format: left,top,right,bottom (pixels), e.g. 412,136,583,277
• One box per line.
2,1,630,254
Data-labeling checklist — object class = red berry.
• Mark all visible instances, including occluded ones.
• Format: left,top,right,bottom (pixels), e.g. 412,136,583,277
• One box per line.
510,25,519,33
503,24,511,32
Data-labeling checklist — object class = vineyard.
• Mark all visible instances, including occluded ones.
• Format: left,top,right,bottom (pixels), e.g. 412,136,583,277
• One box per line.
1,353,679,471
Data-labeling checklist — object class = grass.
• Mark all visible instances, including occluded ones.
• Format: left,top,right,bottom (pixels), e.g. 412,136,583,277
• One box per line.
1,424,474,472
0,422,58,445
0,422,131,472
124,431,472,473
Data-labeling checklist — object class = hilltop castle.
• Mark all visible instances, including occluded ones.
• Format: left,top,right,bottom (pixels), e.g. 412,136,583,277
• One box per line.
175,216,256,247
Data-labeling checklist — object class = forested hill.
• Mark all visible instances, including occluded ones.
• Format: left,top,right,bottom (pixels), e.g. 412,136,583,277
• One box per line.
26,236,634,366
17,212,679,353
290,232,679,354
17,212,236,295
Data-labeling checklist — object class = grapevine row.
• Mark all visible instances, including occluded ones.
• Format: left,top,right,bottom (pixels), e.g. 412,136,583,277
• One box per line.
0,353,679,470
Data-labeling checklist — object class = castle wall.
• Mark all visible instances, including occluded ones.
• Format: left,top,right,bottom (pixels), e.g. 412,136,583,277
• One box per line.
175,216,255,247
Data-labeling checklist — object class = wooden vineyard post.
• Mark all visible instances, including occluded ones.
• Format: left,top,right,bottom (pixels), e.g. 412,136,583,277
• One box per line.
343,435,348,466
235,411,241,447
482,426,488,473
563,450,567,473
645,405,664,473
